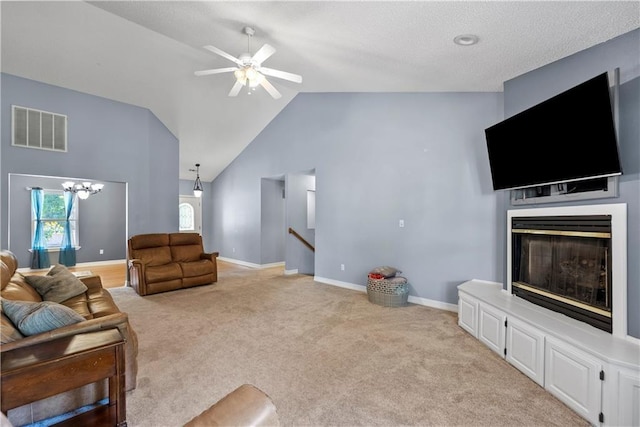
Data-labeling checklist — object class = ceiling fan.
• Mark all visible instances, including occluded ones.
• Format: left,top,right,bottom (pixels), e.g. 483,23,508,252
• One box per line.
195,26,302,99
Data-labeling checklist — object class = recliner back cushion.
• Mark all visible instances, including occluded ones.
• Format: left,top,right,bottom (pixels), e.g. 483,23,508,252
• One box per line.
129,233,170,250
169,233,201,246
171,245,202,263
132,246,172,266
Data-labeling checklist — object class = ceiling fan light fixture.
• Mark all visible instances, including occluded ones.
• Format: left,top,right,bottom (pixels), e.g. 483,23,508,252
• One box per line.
196,26,302,99
234,68,246,82
248,73,264,88
244,66,259,81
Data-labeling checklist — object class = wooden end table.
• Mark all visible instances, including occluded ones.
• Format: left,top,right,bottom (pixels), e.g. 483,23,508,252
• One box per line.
1,328,126,427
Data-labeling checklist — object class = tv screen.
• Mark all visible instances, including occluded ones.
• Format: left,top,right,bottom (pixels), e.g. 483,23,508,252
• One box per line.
485,72,622,191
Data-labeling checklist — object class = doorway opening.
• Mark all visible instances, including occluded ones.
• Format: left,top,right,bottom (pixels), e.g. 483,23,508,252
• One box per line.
179,195,202,234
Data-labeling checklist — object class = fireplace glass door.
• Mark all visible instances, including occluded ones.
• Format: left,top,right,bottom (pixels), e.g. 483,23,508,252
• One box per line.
512,215,612,332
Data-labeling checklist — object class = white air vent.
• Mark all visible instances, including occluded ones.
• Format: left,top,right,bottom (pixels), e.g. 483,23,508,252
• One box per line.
12,105,67,152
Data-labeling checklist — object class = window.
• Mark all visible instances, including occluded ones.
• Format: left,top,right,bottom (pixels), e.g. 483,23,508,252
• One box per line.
179,203,195,231
32,190,79,249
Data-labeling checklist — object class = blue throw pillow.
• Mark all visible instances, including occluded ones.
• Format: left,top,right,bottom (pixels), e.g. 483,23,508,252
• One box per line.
0,299,85,336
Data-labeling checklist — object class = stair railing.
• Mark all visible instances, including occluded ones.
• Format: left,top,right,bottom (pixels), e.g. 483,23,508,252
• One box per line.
288,227,315,252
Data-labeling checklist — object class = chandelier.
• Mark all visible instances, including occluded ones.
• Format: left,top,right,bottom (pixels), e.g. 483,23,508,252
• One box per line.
62,181,104,200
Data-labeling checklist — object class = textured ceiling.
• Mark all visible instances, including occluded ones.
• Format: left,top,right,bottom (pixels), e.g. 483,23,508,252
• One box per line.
2,1,639,181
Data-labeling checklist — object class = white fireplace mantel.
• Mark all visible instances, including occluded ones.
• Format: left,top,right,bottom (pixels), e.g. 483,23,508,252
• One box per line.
507,203,627,338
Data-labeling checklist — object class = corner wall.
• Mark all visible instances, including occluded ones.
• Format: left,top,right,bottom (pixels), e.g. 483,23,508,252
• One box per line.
210,92,502,304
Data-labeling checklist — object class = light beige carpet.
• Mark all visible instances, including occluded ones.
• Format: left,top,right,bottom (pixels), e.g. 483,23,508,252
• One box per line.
109,264,587,427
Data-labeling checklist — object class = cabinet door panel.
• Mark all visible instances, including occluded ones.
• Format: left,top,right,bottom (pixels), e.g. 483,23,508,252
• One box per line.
617,368,640,427
545,336,602,425
458,293,478,338
506,317,545,386
478,303,506,357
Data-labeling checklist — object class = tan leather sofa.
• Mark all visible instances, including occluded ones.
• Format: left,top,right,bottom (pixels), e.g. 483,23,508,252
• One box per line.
0,249,138,426
128,233,219,296
185,384,280,427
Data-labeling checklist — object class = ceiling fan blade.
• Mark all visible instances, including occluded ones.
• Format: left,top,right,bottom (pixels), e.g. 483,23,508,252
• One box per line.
259,67,302,84
203,45,243,66
228,80,244,97
194,67,238,77
260,77,282,99
251,44,276,66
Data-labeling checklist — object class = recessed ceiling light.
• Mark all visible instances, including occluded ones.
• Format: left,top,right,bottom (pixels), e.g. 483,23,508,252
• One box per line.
454,34,479,46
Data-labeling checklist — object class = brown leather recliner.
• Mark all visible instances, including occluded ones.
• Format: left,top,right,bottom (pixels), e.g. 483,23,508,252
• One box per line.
0,250,138,426
128,233,219,296
185,384,280,427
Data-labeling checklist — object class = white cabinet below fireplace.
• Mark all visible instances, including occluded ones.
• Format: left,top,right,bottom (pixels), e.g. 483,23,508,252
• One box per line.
457,293,478,337
458,279,640,426
545,336,603,424
506,316,545,386
478,303,506,356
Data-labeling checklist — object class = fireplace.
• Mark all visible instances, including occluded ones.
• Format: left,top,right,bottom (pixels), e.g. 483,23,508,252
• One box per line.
507,204,628,338
511,215,612,332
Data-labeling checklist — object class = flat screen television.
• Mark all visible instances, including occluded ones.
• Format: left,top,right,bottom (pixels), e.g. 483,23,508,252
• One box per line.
485,72,622,191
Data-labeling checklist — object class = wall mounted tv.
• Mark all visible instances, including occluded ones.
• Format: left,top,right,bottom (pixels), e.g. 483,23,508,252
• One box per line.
485,72,622,191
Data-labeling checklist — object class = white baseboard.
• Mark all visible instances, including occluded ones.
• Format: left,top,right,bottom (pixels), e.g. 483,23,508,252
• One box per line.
314,276,367,293
407,295,458,313
18,258,126,273
217,256,285,269
284,269,299,275
314,276,457,313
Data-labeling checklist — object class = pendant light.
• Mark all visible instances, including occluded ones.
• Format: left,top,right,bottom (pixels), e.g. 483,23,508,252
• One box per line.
192,164,203,198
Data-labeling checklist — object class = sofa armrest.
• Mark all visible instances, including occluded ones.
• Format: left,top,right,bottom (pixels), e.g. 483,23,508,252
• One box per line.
128,258,147,296
200,252,219,261
0,313,129,353
200,252,219,283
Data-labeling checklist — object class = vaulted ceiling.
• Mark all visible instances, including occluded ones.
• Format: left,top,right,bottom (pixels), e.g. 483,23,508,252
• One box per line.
2,1,638,181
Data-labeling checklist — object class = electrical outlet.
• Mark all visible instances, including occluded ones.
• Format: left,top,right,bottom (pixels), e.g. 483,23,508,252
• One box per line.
340,264,345,271
99,249,104,255
232,248,236,253
399,219,405,228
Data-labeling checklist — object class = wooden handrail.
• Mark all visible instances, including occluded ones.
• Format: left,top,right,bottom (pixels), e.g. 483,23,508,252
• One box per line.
288,228,315,252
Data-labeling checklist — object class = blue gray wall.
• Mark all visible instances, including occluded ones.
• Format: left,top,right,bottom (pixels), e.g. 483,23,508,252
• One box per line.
1,73,180,265
501,29,640,338
210,92,502,304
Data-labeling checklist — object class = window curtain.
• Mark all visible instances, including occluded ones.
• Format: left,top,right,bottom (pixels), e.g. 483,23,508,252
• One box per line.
30,188,50,269
58,191,76,266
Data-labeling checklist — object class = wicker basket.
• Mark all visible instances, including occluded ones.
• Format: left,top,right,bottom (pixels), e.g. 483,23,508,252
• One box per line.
366,276,409,307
